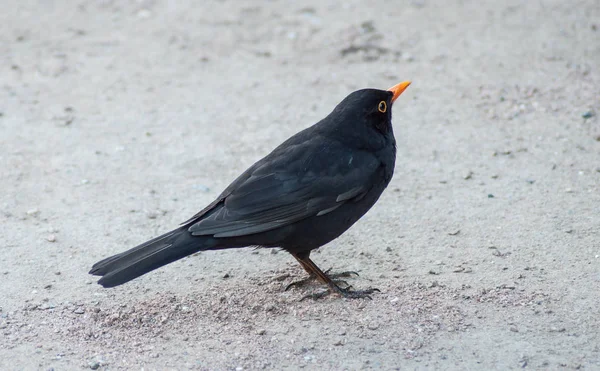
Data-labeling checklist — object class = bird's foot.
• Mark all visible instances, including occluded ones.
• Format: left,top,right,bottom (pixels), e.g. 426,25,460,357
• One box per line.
285,270,358,291
286,276,351,292
334,286,380,300
299,285,380,301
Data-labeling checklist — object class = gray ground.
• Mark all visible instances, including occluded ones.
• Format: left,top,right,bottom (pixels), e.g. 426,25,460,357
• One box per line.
1,0,599,370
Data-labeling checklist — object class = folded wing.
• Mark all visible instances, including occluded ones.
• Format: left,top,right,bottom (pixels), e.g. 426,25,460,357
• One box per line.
188,142,380,238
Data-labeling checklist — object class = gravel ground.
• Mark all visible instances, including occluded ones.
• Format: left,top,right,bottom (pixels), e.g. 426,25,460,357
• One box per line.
1,0,599,370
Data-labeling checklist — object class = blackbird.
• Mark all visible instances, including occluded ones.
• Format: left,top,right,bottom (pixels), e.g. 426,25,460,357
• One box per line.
90,81,411,298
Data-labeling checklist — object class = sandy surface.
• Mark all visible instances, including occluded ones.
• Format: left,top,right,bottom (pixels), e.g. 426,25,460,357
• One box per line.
1,0,599,370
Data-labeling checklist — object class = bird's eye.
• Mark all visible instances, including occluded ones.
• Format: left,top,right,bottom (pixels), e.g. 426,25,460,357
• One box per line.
378,101,387,113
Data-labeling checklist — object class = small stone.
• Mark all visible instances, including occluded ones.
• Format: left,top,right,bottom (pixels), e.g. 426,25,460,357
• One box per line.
487,194,494,198
73,307,85,314
582,111,594,119
89,361,100,370
510,326,519,332
46,234,56,242
367,322,379,330
27,208,40,216
257,329,266,335
463,171,473,180
549,327,566,332
192,184,210,192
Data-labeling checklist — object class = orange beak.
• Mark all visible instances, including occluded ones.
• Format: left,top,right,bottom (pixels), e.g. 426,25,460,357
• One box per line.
388,81,411,103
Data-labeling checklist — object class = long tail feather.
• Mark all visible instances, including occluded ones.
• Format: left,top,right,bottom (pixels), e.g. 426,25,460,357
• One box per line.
89,227,214,288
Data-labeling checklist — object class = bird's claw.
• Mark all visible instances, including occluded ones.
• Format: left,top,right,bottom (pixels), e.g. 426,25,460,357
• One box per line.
285,269,357,291
285,275,316,291
286,277,350,291
335,287,380,300
298,286,380,301
299,290,331,301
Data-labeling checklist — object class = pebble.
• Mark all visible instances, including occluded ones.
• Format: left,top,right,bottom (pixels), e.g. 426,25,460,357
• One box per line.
73,307,85,314
257,329,266,335
89,361,100,370
193,184,210,192
27,208,40,216
46,234,56,243
367,322,379,330
549,327,566,332
582,111,594,119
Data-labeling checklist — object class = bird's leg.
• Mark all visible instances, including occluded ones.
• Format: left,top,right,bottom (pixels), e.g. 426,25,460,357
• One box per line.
285,252,358,291
285,252,353,291
288,251,379,299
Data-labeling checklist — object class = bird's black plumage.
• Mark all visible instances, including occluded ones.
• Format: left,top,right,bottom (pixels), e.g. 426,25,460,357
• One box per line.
90,83,411,298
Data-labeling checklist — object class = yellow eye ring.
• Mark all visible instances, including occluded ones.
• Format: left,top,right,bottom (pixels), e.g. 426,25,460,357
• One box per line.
378,101,387,113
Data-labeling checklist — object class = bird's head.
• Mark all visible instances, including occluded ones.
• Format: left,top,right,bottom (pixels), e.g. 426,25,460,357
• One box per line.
327,81,411,149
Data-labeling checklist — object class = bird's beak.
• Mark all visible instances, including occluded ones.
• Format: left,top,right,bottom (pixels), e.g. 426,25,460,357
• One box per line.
388,81,411,103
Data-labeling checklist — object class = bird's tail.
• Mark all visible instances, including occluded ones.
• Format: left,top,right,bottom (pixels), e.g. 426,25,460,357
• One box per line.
89,226,215,288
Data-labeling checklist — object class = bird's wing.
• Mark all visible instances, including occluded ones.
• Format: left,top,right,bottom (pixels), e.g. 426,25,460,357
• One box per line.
187,141,381,238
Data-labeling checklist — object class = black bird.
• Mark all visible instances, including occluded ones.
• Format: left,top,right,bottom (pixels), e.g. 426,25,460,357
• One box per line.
90,81,411,298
